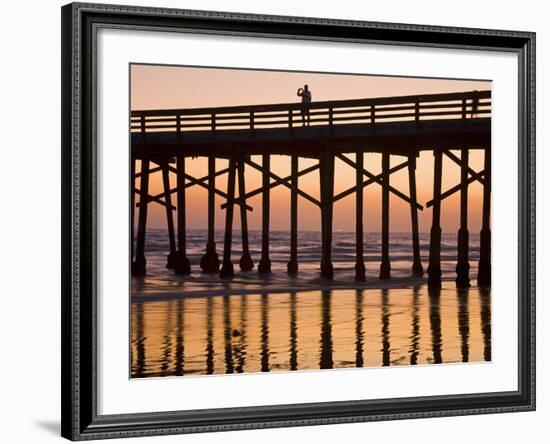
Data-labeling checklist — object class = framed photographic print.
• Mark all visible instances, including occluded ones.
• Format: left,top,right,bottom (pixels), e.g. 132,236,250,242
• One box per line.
61,2,535,440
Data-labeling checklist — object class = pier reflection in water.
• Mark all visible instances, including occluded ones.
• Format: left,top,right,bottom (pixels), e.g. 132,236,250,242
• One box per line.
131,286,491,378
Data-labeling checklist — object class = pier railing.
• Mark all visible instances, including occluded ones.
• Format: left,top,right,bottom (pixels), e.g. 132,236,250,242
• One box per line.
131,90,491,134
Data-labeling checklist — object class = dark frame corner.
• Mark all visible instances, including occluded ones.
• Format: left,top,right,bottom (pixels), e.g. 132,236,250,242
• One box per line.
61,2,535,440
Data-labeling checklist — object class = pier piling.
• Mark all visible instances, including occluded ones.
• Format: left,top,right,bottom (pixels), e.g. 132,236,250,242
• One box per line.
428,150,443,288
162,162,177,269
477,147,491,286
355,151,366,281
130,156,136,264
258,154,272,274
287,155,299,275
201,155,220,273
379,152,391,280
319,148,335,280
220,157,237,278
132,158,150,276
408,154,423,277
456,147,471,288
173,155,191,275
238,157,254,271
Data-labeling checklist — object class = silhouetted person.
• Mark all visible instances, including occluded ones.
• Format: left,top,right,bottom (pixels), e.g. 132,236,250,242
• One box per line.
297,84,312,126
471,90,479,118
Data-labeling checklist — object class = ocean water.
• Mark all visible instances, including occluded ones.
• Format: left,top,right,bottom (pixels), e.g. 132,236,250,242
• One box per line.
131,229,490,377
132,229,481,297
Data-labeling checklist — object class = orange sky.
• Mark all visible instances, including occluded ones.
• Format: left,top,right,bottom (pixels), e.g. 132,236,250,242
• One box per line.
131,64,491,233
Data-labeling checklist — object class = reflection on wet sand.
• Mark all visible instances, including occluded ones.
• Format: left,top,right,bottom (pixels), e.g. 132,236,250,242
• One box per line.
480,287,492,362
131,285,491,378
429,287,442,364
381,289,390,366
260,294,269,372
289,292,298,371
409,286,420,365
319,290,333,369
355,290,364,368
457,288,470,363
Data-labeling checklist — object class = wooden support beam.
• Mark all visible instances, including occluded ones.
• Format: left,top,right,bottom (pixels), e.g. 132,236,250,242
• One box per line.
443,149,485,186
428,150,443,288
238,158,254,271
174,156,191,275
143,167,231,202
220,157,237,278
426,169,485,208
135,189,176,210
223,163,320,208
319,147,335,280
355,151,366,281
132,159,150,276
379,152,391,280
408,155,423,277
245,159,321,208
184,171,252,211
477,147,491,286
144,165,251,212
258,154,272,273
135,165,162,178
333,160,409,204
336,154,423,210
187,167,230,187
162,163,177,269
287,155,299,275
456,148,471,288
201,155,220,273
145,161,247,211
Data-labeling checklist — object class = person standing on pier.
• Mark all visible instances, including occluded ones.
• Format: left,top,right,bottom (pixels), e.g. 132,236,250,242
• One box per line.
297,84,312,126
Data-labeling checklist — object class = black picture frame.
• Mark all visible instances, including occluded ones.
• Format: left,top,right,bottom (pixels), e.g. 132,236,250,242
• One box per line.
61,2,536,440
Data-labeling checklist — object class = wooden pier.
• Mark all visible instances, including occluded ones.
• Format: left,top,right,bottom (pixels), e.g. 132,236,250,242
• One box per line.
131,90,491,288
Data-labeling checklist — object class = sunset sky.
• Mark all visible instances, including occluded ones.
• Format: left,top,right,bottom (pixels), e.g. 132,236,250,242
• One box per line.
131,64,491,233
